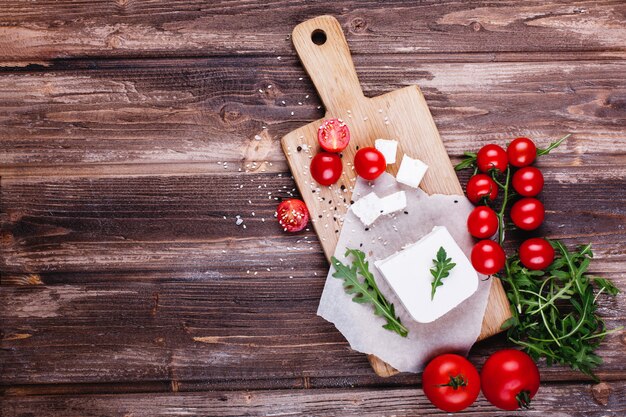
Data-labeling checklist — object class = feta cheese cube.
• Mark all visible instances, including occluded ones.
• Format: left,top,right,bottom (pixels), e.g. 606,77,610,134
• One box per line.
350,192,382,226
374,139,398,164
374,226,478,323
396,154,428,188
379,191,407,215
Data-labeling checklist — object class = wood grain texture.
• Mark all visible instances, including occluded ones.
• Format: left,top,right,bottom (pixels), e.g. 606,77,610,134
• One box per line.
1,58,625,170
3,383,626,417
284,15,509,376
1,0,625,62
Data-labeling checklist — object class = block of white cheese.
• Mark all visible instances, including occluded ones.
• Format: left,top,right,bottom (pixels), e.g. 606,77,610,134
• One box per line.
379,191,407,215
396,154,428,188
350,192,382,226
375,139,398,165
374,226,478,323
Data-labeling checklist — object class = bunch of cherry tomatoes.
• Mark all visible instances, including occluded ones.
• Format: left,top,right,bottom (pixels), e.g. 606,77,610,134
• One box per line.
278,119,387,233
466,137,555,275
423,349,540,412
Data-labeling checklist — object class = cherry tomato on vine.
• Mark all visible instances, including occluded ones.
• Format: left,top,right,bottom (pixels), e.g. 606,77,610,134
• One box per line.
422,354,481,412
276,199,309,233
477,144,508,173
507,137,537,167
466,174,498,204
317,118,350,153
310,152,342,186
481,349,540,410
354,147,386,180
471,240,505,275
512,166,544,197
519,238,555,270
467,206,499,239
510,198,545,231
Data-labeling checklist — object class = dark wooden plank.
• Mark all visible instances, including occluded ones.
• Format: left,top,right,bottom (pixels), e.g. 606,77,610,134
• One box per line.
2,383,625,416
1,0,625,62
1,58,625,169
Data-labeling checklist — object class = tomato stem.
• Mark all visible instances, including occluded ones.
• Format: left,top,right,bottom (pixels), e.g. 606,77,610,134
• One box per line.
516,390,532,409
492,166,511,246
438,374,467,390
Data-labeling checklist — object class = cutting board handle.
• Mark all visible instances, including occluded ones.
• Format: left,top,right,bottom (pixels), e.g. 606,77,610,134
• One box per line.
292,15,365,113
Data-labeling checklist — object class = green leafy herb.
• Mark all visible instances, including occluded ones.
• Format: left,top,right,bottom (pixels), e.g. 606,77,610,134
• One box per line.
454,152,477,171
499,241,621,380
537,133,571,156
331,248,408,337
430,246,456,300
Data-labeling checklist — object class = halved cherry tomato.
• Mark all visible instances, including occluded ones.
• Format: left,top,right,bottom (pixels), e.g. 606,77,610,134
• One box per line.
354,147,386,181
467,206,499,239
477,144,508,173
276,199,309,233
481,349,540,410
422,354,481,412
466,174,498,204
310,152,342,186
507,137,537,167
471,240,505,275
317,118,350,153
512,166,544,197
519,238,554,270
510,198,544,230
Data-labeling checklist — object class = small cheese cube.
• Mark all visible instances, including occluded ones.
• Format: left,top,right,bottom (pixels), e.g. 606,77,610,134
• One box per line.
379,191,407,215
374,139,398,164
396,154,428,188
350,192,382,226
375,226,478,323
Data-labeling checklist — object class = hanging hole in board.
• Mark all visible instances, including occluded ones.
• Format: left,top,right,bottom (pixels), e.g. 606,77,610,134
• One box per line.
311,29,327,45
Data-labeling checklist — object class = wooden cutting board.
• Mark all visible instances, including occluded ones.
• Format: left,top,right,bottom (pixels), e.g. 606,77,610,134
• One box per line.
281,15,511,377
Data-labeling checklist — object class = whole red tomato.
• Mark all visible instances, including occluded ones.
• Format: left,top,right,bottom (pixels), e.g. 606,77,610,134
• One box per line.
507,137,537,167
466,174,498,204
317,118,350,152
510,198,544,230
467,206,499,239
354,147,386,180
512,167,544,197
519,238,555,270
310,152,342,185
481,349,540,410
477,144,508,173
422,354,481,412
471,240,505,275
276,199,309,232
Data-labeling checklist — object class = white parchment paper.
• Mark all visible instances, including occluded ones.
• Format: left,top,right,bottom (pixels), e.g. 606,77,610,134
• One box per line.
317,173,491,373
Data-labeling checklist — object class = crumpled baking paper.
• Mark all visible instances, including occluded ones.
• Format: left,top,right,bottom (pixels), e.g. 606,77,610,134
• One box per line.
317,173,491,373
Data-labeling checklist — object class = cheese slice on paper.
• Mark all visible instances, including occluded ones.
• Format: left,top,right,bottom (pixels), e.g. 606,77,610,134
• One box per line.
375,139,398,164
379,191,406,215
350,192,382,226
396,154,428,188
374,226,478,323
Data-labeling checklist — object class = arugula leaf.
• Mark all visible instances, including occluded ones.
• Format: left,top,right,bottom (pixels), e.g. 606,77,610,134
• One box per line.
454,152,477,171
500,241,622,380
331,249,408,337
430,246,456,300
536,133,571,156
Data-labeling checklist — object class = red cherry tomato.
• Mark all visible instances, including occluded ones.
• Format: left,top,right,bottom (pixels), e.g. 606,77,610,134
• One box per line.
466,174,498,204
276,199,309,233
481,349,540,410
507,137,537,167
317,118,350,153
512,166,544,197
510,198,545,231
422,354,481,412
519,238,555,270
467,206,499,239
471,240,505,275
477,144,508,173
310,152,342,186
354,147,386,181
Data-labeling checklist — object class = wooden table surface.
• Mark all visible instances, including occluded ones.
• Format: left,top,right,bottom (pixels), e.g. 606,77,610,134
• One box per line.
1,1,625,416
